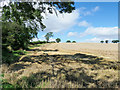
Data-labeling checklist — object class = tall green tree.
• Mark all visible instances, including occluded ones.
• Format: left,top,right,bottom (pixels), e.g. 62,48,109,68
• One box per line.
45,32,53,43
2,1,75,50
56,38,61,43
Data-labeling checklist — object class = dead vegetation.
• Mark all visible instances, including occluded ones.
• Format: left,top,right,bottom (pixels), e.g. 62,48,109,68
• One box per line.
1,43,119,88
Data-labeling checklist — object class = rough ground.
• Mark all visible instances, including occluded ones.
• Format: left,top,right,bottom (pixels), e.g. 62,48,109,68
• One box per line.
2,43,119,88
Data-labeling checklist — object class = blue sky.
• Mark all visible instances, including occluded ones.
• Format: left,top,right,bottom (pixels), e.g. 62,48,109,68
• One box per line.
32,2,118,43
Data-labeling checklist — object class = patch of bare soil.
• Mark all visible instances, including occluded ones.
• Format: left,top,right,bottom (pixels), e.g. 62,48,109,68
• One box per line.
1,43,119,88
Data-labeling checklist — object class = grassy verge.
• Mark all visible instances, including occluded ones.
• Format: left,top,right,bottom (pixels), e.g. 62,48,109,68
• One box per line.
2,47,28,65
28,44,43,49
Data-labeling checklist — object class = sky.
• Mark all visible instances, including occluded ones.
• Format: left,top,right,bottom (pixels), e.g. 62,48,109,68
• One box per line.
0,1,118,43
34,2,118,43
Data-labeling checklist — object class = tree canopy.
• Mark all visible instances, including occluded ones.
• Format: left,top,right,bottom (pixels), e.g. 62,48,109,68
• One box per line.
45,32,53,42
1,1,75,50
100,41,104,43
112,40,119,43
72,41,76,43
56,38,61,43
66,40,71,43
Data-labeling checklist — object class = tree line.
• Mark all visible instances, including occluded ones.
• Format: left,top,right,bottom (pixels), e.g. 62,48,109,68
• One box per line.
100,40,119,43
30,32,76,44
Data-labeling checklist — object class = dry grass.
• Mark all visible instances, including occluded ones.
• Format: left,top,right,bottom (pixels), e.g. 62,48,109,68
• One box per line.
1,43,119,88
45,43,118,60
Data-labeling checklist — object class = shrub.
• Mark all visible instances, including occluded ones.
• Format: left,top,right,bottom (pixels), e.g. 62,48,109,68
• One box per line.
112,40,119,43
100,41,104,43
2,47,27,64
72,41,76,43
105,40,108,43
66,40,71,43
56,38,61,43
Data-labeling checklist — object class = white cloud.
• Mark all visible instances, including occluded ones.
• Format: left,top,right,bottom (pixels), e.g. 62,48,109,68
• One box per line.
67,26,118,42
85,26,118,38
30,38,41,42
30,37,56,42
49,38,56,42
85,37,114,43
41,6,99,33
79,6,100,16
67,32,78,37
78,20,91,27
83,11,91,16
42,8,80,33
85,37,101,42
92,6,99,12
81,26,118,41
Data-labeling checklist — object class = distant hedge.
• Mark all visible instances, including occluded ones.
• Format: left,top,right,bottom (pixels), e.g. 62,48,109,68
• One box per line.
29,41,56,45
29,41,47,45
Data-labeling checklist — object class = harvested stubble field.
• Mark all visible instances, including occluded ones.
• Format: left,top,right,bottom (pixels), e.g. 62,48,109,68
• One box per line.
43,43,119,61
2,43,120,88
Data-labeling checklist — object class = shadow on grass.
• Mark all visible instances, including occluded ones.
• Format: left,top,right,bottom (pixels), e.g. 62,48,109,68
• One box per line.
9,64,30,71
11,53,119,88
2,48,21,65
16,66,118,88
20,53,104,66
2,44,118,88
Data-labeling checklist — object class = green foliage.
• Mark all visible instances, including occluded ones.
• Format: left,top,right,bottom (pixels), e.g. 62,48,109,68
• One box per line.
29,40,47,45
45,32,53,42
72,41,76,43
0,73,15,89
56,38,61,43
100,41,104,43
50,41,56,43
2,82,15,88
112,40,119,43
66,40,71,43
12,50,27,55
2,47,27,64
105,40,108,43
2,22,31,50
2,2,75,50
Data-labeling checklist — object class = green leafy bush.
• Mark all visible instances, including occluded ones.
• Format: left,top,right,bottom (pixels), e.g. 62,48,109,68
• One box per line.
112,40,119,43
72,41,76,43
0,73,15,89
56,38,61,43
2,47,27,64
66,40,71,43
